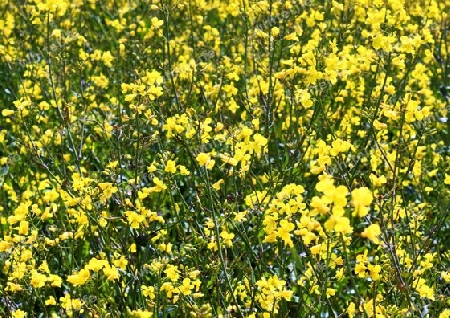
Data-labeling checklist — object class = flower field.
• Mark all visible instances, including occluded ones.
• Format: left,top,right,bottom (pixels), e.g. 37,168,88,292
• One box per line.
1,0,450,316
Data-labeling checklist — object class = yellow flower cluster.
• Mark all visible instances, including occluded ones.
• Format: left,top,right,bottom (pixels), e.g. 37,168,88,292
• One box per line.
1,0,450,316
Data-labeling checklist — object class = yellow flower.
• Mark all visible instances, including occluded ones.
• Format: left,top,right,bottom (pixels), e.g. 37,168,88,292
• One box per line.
441,271,450,282
234,211,247,222
310,244,322,255
351,187,373,217
67,268,91,287
45,296,57,306
369,174,387,187
361,224,381,244
152,177,167,191
164,159,177,173
142,285,155,299
114,256,128,270
30,269,47,288
18,220,29,235
151,17,163,29
207,240,218,251
101,51,114,67
2,109,15,116
103,265,119,281
48,274,62,287
310,196,330,215
38,261,50,274
129,309,153,318
347,302,356,318
158,243,172,253
178,165,190,175
212,179,224,190
12,310,26,318
175,277,195,296
218,153,238,166
220,230,235,247
332,0,343,11
196,152,215,169
414,277,435,300
6,282,22,292
86,257,108,272
164,264,180,282
326,288,336,297
125,211,145,229
277,220,295,247
98,183,118,201
252,134,268,153
147,163,158,173
284,32,298,41
334,216,353,234
160,282,175,298
315,177,335,193
445,174,450,185
368,264,381,281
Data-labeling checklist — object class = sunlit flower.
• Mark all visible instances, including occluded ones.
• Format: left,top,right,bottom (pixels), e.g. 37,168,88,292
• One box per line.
361,224,382,244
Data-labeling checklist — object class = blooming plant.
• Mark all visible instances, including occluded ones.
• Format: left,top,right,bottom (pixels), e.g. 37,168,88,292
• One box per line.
1,0,450,317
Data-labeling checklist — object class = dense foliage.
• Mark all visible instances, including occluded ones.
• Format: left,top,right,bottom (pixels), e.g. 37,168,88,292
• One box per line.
1,0,450,317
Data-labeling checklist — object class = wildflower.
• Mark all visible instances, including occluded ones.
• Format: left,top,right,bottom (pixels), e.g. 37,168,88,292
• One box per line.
369,174,387,187
101,51,114,67
101,265,118,281
151,17,163,29
6,282,22,292
351,187,373,217
2,109,14,116
164,264,180,282
164,159,177,173
175,277,195,296
125,211,145,229
326,288,336,297
368,264,381,281
142,285,155,299
160,282,175,298
129,309,153,318
277,220,295,247
256,275,292,314
67,269,91,287
212,179,224,190
415,278,435,300
285,32,298,41
441,271,450,282
207,240,218,251
196,152,215,169
218,153,238,166
114,256,128,270
178,165,190,175
48,274,62,287
86,257,108,272
220,230,234,247
152,177,167,191
12,310,26,318
98,183,118,202
234,211,247,222
361,224,382,244
45,296,57,306
30,269,47,288
347,302,356,318
18,220,29,235
325,215,352,234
